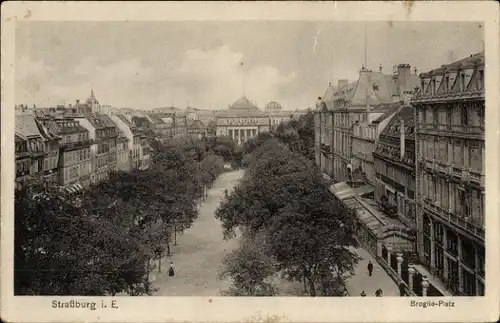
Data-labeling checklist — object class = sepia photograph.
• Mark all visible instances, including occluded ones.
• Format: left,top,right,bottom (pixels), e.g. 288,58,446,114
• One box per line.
1,1,499,323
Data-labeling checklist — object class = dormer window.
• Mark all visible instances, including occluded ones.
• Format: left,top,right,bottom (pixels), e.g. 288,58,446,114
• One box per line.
460,73,466,91
445,76,450,93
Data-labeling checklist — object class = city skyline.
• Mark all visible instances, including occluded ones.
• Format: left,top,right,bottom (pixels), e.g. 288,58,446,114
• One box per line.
16,21,483,111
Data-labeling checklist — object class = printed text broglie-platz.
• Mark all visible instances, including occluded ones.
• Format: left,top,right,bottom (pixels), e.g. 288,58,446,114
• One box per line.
410,300,456,308
52,299,119,310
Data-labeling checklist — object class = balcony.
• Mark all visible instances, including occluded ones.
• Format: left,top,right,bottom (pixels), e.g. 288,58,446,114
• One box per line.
60,139,93,150
469,170,485,187
449,125,484,136
422,198,484,240
320,143,332,155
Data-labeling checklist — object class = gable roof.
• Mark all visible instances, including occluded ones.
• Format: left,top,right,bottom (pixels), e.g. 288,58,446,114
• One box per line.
15,114,43,138
379,105,416,141
187,119,207,128
348,71,395,107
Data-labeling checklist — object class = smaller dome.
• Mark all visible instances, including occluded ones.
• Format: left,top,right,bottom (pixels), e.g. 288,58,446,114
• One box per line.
266,101,282,110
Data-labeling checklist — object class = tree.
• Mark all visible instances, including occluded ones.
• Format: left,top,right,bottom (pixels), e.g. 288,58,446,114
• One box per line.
218,234,278,296
14,180,152,296
217,132,359,297
264,171,359,296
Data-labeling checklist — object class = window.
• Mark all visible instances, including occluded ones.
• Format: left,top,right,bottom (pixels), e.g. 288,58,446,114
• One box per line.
478,70,484,90
461,73,466,91
453,140,463,166
441,179,449,210
461,104,468,126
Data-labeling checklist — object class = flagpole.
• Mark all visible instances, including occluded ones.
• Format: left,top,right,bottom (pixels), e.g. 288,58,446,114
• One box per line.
241,62,245,96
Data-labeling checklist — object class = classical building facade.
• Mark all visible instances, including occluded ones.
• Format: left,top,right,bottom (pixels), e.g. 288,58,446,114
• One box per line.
412,52,485,296
265,101,292,130
215,96,271,146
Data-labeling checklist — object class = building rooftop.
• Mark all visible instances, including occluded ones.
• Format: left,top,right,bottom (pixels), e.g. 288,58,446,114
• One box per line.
15,114,44,138
413,52,484,102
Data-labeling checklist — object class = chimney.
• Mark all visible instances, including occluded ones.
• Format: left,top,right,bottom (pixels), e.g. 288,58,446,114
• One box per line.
397,64,411,89
338,79,348,90
400,119,405,159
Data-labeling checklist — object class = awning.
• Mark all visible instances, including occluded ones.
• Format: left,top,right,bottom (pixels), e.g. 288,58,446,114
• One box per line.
352,184,375,197
65,184,83,194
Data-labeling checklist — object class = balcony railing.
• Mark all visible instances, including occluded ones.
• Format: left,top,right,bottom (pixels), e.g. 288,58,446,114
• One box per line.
320,143,332,154
60,139,93,150
422,199,484,240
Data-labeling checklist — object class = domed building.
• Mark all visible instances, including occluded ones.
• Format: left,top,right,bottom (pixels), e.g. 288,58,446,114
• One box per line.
215,96,271,146
265,101,292,129
265,101,282,112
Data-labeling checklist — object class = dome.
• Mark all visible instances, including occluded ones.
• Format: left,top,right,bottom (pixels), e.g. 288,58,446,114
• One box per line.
266,101,282,110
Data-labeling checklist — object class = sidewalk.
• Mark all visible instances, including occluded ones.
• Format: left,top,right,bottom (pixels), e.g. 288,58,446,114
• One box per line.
346,247,400,297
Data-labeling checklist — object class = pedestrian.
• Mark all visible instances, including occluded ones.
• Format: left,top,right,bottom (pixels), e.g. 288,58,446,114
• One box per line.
360,290,366,297
168,261,175,277
375,288,383,297
399,282,406,296
367,260,374,277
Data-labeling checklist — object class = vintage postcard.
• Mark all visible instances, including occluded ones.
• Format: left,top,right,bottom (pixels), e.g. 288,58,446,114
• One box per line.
1,1,499,322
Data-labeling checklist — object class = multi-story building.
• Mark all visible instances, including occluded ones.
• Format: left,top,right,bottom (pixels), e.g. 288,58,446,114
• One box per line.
15,114,48,188
352,105,398,186
187,119,208,139
215,96,271,146
323,64,419,183
15,134,31,190
139,134,151,171
411,52,485,296
315,86,335,177
111,114,143,170
33,111,64,185
265,101,291,130
74,111,118,184
174,113,188,138
185,106,216,127
147,113,172,138
41,116,92,190
373,105,417,229
116,129,130,172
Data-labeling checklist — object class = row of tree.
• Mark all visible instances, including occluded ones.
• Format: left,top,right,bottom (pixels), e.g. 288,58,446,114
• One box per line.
216,113,359,296
14,135,231,296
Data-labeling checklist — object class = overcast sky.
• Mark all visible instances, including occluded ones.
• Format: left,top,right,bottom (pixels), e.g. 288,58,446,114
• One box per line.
16,21,483,111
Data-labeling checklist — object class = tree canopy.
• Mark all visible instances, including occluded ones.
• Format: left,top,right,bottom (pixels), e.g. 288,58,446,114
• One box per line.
15,135,231,295
216,131,358,296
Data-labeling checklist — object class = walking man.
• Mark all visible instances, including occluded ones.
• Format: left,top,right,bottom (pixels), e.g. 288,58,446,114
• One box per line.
375,288,383,297
367,260,374,277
